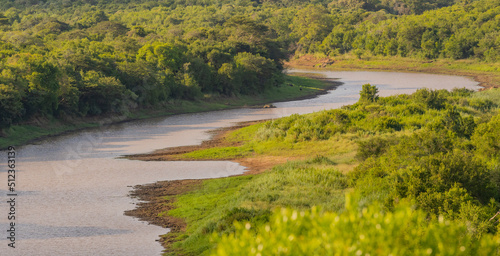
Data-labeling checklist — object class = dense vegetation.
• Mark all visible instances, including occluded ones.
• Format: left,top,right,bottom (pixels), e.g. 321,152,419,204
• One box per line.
0,0,289,129
1,0,498,253
156,87,500,255
292,0,500,60
0,0,498,130
213,199,500,255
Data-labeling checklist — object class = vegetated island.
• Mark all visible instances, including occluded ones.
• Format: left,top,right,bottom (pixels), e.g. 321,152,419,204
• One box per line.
125,81,500,255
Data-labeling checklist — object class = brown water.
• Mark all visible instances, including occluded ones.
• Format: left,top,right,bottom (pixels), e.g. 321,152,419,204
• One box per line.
0,70,480,256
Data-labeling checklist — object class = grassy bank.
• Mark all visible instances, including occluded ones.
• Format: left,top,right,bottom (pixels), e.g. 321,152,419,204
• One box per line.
286,54,500,89
129,85,500,255
131,157,351,255
0,75,338,149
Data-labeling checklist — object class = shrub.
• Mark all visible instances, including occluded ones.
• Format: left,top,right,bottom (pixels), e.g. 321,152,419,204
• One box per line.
359,83,379,103
211,195,500,256
473,112,500,162
201,208,271,235
413,88,447,110
356,136,399,160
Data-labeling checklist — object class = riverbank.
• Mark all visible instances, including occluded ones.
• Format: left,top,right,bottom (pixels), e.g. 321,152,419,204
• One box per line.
125,179,203,253
126,120,289,175
125,81,500,255
0,74,341,149
285,54,500,89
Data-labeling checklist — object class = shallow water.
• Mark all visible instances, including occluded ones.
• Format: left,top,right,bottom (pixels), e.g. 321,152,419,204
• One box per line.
0,70,479,256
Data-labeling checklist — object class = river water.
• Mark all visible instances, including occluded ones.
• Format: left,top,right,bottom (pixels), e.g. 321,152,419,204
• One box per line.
0,70,480,256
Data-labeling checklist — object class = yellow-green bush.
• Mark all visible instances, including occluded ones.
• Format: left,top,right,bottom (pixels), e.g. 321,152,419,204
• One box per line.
212,195,500,256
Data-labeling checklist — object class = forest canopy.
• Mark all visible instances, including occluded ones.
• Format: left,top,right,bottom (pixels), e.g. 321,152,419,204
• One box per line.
0,0,498,128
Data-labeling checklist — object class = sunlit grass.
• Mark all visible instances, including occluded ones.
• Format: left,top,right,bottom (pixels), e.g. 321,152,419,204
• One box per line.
165,156,351,255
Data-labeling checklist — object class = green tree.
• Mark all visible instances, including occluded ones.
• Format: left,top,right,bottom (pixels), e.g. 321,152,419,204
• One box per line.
0,84,23,127
78,70,132,115
0,13,10,26
136,43,185,73
290,5,333,53
77,10,108,28
359,83,379,102
473,112,500,162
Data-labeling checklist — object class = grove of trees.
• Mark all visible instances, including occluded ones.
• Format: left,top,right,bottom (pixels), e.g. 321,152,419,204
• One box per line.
0,0,498,128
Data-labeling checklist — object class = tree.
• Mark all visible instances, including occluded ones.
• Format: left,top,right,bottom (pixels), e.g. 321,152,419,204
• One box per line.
136,43,185,73
78,70,132,115
290,5,333,53
0,83,23,128
0,13,10,26
234,52,281,94
359,83,379,102
473,113,500,162
77,10,108,28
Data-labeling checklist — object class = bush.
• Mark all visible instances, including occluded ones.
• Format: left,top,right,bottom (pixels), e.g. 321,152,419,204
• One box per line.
201,208,271,235
212,195,500,256
0,83,23,127
413,88,447,110
356,136,399,160
473,112,500,162
359,83,379,103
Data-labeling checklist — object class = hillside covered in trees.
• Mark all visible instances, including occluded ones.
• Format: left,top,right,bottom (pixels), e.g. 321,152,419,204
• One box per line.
0,0,499,130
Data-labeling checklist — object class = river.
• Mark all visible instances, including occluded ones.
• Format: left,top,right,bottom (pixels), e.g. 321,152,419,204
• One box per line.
0,70,480,256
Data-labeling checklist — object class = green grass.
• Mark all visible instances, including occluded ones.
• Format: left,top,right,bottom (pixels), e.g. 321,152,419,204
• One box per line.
167,175,254,255
165,156,351,255
182,128,358,164
471,88,500,104
0,75,332,149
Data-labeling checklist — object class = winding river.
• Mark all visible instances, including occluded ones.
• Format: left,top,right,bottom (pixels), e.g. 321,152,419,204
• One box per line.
0,70,480,256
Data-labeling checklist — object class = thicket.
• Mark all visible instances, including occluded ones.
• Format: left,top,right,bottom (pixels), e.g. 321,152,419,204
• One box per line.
0,1,288,128
291,0,500,61
160,87,500,255
213,198,500,255
254,86,500,230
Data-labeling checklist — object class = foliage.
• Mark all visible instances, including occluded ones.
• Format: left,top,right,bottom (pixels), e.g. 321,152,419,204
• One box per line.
165,156,350,255
0,0,498,129
359,83,379,102
147,87,500,255
0,0,291,127
472,111,500,163
1,0,499,254
212,196,500,256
